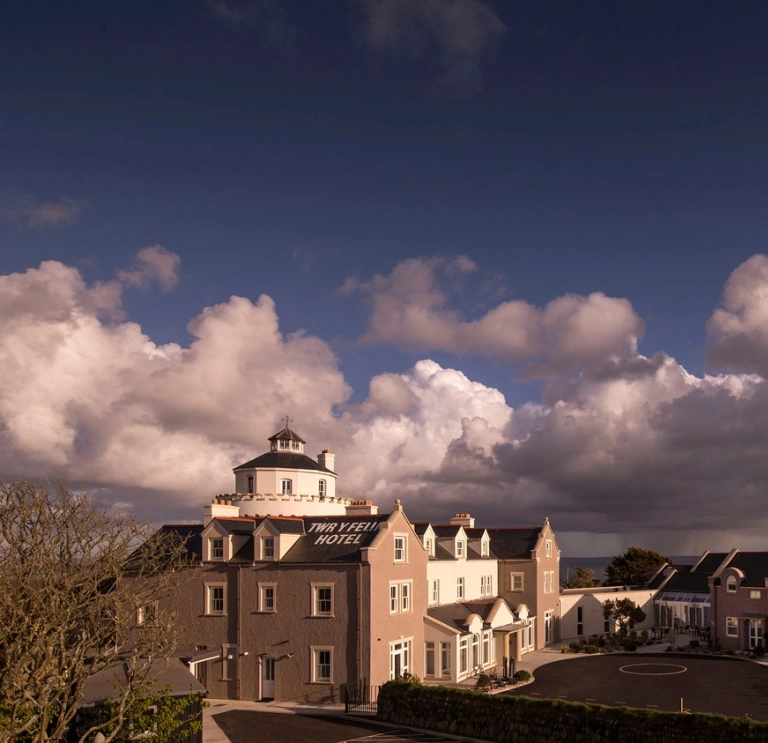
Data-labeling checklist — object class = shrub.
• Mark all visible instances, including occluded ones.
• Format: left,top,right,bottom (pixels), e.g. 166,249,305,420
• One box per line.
584,645,600,654
596,636,607,647
622,640,639,651
476,673,492,691
569,641,582,652
689,640,700,649
513,670,531,683
640,630,649,641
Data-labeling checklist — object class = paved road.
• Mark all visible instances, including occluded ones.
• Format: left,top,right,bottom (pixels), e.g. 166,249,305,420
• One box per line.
212,710,469,743
504,653,768,719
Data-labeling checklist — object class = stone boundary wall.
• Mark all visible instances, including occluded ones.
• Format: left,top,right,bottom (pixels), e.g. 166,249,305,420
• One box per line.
376,681,768,743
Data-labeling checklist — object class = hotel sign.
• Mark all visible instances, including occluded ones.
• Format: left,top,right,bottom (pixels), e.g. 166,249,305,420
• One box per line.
307,520,380,545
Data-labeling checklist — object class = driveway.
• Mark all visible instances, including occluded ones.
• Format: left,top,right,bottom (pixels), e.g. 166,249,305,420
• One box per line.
504,653,768,719
212,710,472,743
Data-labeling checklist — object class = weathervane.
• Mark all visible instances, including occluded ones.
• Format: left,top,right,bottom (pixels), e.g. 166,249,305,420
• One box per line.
282,415,293,429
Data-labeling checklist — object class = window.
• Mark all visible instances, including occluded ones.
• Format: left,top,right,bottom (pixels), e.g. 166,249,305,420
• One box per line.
604,616,610,633
318,479,326,496
456,540,465,558
312,584,333,616
440,642,451,677
389,581,412,613
390,583,399,614
480,575,487,596
481,540,489,557
261,537,275,560
291,439,301,451
482,632,490,664
425,642,435,677
545,539,552,558
394,535,407,563
137,602,158,626
390,640,411,680
431,579,439,605
425,538,432,554
726,576,737,593
206,584,226,615
544,571,555,593
577,606,583,636
247,475,254,494
210,537,224,560
457,577,465,599
281,479,292,495
459,638,468,674
311,647,333,682
751,590,762,600
472,633,480,668
279,439,289,450
726,617,739,637
259,584,276,612
510,573,524,591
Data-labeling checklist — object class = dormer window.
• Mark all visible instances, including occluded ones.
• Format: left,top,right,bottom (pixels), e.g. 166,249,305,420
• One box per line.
425,538,432,554
281,479,293,495
456,540,465,558
262,537,275,560
210,537,224,560
726,575,737,593
481,540,489,557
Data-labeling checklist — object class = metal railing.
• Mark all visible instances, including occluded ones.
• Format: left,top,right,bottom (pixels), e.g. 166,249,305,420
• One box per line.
343,682,380,713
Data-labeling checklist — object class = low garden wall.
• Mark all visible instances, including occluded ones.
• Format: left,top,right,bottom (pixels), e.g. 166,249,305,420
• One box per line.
376,681,768,743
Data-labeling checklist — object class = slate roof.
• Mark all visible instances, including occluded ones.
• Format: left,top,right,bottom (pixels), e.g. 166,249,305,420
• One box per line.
153,524,204,562
215,517,256,535
258,516,306,534
233,452,335,473
723,552,768,587
411,522,431,536
427,600,497,632
659,569,711,595
693,552,728,574
432,525,463,538
464,528,489,539
231,540,254,562
484,527,541,559
434,543,453,560
278,514,389,563
268,426,306,443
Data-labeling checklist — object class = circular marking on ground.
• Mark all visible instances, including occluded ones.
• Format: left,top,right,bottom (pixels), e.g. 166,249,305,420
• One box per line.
619,663,687,676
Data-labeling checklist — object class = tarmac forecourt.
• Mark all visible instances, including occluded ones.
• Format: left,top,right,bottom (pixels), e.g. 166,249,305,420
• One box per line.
503,653,768,719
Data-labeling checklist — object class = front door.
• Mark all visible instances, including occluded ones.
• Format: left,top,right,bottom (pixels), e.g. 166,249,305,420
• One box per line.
262,658,275,699
749,620,764,649
390,641,410,680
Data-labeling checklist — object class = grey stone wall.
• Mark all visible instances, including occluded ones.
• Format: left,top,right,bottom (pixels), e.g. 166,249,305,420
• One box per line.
377,682,768,743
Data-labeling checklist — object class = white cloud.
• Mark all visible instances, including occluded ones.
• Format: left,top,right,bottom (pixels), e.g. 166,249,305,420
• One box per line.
354,0,506,90
117,245,181,291
0,188,87,228
707,253,768,376
344,256,644,372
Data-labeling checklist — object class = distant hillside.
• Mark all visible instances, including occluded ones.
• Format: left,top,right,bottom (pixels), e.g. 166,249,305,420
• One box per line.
560,556,699,586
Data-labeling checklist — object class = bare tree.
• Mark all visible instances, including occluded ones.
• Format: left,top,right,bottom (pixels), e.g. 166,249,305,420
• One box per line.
0,481,189,743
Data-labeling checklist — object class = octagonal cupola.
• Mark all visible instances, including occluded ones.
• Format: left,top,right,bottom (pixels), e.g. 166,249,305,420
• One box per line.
268,426,306,454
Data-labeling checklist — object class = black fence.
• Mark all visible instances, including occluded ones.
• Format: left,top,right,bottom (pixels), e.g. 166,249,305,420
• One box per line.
343,682,380,714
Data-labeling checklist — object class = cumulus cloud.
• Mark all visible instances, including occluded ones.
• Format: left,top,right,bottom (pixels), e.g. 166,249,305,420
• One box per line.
0,255,350,523
343,256,644,372
354,0,506,90
117,245,181,291
0,188,87,228
707,254,768,376
3,252,768,554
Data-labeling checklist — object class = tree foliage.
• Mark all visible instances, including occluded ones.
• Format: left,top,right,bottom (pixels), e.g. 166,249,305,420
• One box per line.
0,481,188,743
562,566,596,589
604,546,668,586
603,598,647,637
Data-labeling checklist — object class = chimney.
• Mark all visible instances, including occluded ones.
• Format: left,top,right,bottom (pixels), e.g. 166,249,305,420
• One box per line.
317,448,335,472
345,499,379,516
450,513,475,528
204,497,241,526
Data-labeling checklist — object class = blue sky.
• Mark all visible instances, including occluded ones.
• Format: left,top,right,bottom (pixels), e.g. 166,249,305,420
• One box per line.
2,1,768,555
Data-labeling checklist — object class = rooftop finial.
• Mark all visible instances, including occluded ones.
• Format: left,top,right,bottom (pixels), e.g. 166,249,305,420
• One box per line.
282,415,293,428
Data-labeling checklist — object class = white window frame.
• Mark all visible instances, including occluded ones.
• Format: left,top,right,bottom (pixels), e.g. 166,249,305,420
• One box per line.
430,579,439,605
259,583,276,612
750,590,762,600
456,540,465,558
425,538,432,554
291,439,301,451
311,646,333,683
210,537,224,561
137,601,158,626
481,540,489,557
205,583,226,616
261,536,275,560
726,617,739,637
279,439,290,450
311,583,334,617
246,475,254,494
726,576,737,593
480,575,487,596
394,534,407,563
457,577,464,599
425,641,435,677
318,479,326,496
545,539,552,558
281,479,293,495
390,583,399,614
389,581,412,613
459,637,468,674
440,642,451,677
486,574,493,595
510,572,524,591
389,639,412,680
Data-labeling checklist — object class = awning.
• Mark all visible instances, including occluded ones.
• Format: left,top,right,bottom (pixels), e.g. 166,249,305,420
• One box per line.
186,649,221,664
